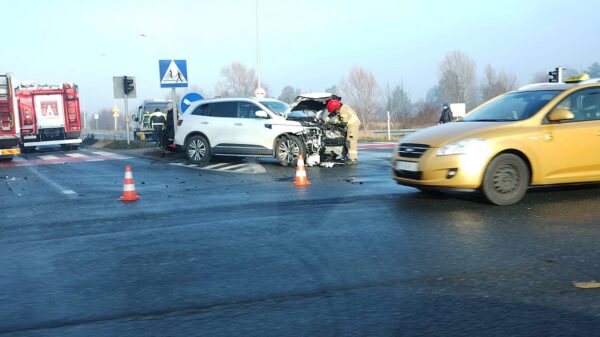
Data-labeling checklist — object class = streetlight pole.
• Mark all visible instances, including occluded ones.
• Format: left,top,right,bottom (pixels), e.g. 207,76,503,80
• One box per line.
256,0,261,89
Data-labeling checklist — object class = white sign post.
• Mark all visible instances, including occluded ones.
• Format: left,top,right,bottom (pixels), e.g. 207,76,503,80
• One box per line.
387,111,391,141
94,113,99,131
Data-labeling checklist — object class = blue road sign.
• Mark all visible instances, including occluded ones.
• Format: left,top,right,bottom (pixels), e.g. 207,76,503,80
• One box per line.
181,92,204,112
159,60,188,88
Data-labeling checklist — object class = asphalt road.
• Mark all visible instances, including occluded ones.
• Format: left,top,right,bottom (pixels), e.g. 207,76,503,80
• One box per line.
1,145,600,337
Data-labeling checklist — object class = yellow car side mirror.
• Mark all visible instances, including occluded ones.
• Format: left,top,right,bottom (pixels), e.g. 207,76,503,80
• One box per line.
548,108,575,122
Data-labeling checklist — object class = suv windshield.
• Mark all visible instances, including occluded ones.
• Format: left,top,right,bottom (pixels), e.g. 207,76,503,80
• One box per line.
260,100,289,116
462,90,562,122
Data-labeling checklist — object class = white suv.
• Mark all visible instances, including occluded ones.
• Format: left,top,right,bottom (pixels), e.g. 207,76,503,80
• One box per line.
175,97,308,166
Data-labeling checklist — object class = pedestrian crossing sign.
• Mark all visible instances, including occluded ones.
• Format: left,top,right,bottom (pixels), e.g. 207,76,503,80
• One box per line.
159,60,188,88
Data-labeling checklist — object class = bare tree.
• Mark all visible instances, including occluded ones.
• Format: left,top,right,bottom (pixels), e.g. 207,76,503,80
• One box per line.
324,84,338,95
587,62,600,78
339,66,381,130
438,50,477,108
385,83,412,128
412,100,439,128
530,71,549,83
278,85,301,104
214,62,256,97
480,64,517,101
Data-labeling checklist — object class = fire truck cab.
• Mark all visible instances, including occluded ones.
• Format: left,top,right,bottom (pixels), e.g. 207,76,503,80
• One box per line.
0,74,20,161
16,82,83,152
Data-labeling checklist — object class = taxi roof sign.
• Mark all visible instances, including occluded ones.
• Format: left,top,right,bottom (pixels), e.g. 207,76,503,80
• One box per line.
564,73,590,83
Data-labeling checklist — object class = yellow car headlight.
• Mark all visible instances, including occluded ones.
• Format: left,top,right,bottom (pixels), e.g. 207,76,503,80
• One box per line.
436,138,487,156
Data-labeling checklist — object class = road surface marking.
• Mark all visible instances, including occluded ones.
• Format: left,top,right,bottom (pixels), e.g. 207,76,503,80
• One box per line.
38,155,59,160
170,162,265,174
0,150,132,167
204,163,231,169
219,163,247,171
26,166,78,199
65,153,89,158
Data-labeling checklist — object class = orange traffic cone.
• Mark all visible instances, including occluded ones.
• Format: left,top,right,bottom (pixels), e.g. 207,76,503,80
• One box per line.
293,155,311,186
119,165,140,201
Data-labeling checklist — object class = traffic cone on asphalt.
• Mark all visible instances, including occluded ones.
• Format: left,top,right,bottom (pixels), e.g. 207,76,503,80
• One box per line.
119,165,140,201
293,155,311,186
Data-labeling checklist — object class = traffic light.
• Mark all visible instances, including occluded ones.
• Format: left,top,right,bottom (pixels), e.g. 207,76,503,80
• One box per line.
123,76,134,95
548,67,563,83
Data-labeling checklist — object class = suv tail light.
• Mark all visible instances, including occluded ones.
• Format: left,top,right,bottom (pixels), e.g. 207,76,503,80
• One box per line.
177,119,183,126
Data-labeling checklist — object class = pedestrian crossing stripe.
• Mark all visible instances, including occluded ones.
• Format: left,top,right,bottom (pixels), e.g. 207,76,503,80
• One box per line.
161,60,187,84
169,162,266,174
0,151,132,167
65,153,89,158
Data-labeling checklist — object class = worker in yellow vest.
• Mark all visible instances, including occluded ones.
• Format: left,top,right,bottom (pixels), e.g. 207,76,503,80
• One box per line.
325,99,361,163
149,108,167,148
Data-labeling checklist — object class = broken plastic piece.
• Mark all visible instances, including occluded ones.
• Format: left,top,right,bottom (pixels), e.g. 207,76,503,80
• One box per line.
574,281,600,289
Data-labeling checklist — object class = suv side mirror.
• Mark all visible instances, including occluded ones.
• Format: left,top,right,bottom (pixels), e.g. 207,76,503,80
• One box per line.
255,110,269,118
548,108,575,122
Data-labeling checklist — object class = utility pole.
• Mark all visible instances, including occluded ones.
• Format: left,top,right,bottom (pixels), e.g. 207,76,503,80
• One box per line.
256,0,261,89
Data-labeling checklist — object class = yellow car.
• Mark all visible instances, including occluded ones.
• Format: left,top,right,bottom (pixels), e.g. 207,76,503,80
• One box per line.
392,76,600,205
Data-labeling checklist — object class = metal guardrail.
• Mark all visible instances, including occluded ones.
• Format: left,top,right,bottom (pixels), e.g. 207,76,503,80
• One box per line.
82,130,128,140
371,129,419,136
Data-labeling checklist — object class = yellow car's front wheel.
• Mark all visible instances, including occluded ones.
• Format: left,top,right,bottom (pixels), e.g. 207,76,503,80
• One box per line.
482,153,529,205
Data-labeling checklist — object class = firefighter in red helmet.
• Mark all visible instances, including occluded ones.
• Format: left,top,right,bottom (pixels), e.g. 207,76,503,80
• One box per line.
325,98,361,164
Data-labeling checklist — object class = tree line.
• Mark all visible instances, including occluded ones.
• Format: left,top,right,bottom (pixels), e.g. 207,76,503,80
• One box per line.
91,52,600,131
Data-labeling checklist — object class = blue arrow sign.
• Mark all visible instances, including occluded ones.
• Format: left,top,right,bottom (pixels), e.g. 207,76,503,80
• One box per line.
181,92,204,112
159,60,188,88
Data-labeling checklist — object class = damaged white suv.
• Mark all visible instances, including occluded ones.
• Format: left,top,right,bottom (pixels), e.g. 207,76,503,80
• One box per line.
175,97,309,167
175,95,348,167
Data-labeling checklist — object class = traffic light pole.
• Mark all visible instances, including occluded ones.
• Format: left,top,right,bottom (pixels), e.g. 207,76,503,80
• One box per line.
124,93,130,145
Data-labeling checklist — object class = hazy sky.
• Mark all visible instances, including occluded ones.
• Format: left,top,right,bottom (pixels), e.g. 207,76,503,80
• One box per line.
3,0,600,113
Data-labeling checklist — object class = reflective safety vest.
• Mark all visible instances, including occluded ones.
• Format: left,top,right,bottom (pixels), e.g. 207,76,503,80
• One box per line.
339,104,361,127
149,112,167,129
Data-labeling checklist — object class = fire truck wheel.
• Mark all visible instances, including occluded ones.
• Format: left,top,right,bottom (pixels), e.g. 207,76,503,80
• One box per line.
60,145,78,151
0,156,13,162
20,146,35,154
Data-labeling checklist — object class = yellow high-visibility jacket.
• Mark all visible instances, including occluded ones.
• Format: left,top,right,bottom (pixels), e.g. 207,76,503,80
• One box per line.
339,104,361,127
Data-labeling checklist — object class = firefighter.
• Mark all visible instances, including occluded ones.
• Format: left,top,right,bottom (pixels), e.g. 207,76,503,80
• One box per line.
325,99,361,164
149,108,167,148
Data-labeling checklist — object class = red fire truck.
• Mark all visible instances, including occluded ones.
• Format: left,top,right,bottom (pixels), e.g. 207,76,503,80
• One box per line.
15,81,82,152
0,74,20,161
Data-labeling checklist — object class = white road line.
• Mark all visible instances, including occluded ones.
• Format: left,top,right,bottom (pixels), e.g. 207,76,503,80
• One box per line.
169,163,197,168
169,162,265,174
203,163,232,169
65,153,89,158
219,163,247,171
38,155,59,160
90,151,113,156
85,158,104,162
25,166,78,199
12,157,26,162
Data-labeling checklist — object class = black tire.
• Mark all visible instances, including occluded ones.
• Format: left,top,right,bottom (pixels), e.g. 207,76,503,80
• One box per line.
482,153,529,206
275,135,306,167
0,156,13,162
60,145,79,151
20,146,35,154
185,135,211,166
